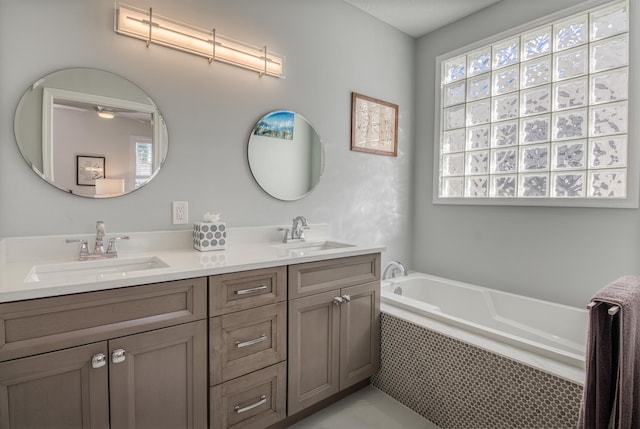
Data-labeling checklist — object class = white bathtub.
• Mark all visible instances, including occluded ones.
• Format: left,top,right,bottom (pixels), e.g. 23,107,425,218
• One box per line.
381,272,588,383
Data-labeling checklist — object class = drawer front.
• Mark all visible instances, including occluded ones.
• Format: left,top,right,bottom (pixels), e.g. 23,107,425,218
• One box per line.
209,267,286,316
288,253,381,299
210,302,286,385
210,362,286,429
0,277,207,362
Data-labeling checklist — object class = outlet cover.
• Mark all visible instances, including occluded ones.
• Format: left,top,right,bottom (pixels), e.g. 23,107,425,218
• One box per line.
172,201,188,224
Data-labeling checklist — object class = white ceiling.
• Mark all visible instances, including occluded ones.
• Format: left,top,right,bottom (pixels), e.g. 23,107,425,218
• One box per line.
343,0,503,38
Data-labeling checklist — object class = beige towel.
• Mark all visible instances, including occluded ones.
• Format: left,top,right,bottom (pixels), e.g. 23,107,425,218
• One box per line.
578,276,640,429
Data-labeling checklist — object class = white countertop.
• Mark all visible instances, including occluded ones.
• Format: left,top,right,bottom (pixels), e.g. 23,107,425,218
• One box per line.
0,224,385,303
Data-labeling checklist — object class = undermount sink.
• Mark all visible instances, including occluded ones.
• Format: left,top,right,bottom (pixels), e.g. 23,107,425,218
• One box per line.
25,256,170,283
272,240,355,256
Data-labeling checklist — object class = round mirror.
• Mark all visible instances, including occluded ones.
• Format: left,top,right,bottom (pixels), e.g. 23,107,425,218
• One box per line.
14,68,168,198
248,110,323,201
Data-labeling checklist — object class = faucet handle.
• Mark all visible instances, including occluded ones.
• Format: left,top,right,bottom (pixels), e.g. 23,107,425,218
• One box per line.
106,236,130,255
277,228,291,243
66,239,89,260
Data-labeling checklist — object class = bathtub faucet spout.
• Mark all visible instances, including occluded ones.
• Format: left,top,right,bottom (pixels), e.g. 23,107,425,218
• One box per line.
382,261,407,280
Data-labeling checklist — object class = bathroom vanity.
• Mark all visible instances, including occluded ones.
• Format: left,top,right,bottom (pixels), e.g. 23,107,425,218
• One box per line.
0,225,382,429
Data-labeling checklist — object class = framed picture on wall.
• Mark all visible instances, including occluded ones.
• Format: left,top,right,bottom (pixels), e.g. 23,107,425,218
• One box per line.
77,155,105,186
351,92,398,156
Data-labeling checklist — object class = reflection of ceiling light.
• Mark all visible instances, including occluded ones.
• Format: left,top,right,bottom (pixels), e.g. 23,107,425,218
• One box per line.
115,3,285,78
97,110,115,119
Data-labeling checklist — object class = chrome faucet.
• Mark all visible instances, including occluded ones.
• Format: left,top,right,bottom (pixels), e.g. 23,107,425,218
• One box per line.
94,221,106,255
382,261,408,280
67,221,130,260
291,216,309,240
278,216,310,243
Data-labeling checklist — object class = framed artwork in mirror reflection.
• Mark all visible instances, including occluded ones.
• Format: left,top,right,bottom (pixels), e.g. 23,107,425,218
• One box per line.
351,92,398,156
77,155,105,186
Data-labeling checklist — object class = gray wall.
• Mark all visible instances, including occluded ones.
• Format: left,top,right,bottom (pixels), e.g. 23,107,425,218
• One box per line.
413,0,640,307
0,0,415,267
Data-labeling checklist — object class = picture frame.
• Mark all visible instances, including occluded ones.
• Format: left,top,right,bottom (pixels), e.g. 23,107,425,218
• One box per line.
351,92,398,156
77,155,105,186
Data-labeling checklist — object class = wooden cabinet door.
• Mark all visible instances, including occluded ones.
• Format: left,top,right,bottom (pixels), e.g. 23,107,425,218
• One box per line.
339,281,380,390
109,321,208,429
0,342,109,429
288,290,340,415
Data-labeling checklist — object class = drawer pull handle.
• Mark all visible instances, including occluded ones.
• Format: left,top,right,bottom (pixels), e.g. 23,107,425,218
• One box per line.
333,296,344,305
342,294,351,303
234,395,267,414
112,349,126,364
91,353,107,369
235,334,268,348
235,285,268,295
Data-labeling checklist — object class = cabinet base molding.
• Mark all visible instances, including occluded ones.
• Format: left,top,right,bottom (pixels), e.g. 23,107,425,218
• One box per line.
265,380,370,429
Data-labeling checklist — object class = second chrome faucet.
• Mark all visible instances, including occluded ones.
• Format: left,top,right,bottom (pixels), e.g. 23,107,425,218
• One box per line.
279,216,310,243
67,221,130,260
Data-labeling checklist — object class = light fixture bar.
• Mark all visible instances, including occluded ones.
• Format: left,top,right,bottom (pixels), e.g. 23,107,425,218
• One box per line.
115,3,285,78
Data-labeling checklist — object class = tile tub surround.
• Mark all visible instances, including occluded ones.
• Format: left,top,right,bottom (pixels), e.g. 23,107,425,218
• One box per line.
372,313,583,429
0,224,385,302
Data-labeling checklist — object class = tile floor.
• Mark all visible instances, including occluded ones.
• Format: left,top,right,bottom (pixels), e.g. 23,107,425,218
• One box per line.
288,385,440,429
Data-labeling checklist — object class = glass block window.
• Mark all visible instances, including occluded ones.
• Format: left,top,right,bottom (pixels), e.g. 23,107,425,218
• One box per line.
436,0,631,205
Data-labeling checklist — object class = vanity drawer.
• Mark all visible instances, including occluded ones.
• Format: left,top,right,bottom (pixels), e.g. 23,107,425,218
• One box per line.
210,362,286,429
210,302,286,385
288,253,381,299
209,266,286,316
0,277,207,362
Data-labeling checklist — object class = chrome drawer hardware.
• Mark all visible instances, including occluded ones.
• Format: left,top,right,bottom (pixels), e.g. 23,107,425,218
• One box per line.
333,296,344,305
235,334,268,348
341,294,351,302
235,285,268,295
112,349,126,364
234,395,267,414
91,353,107,369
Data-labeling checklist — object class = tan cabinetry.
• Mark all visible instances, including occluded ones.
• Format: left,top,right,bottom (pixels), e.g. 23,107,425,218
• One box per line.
287,254,381,415
0,278,208,429
209,268,287,429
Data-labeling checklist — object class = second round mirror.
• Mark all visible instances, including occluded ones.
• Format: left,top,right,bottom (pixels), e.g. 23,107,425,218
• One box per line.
248,110,323,201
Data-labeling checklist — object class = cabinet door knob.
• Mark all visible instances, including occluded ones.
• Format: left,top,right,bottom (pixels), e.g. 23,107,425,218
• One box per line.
342,294,351,303
333,296,344,305
112,349,126,364
91,353,107,369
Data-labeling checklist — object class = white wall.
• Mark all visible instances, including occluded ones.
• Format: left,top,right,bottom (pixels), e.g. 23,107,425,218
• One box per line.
413,0,640,307
0,0,415,267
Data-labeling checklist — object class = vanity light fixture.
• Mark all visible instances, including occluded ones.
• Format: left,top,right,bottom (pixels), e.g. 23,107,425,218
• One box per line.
114,3,285,78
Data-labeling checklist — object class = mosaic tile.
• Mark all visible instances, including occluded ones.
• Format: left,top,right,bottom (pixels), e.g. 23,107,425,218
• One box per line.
372,314,583,429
